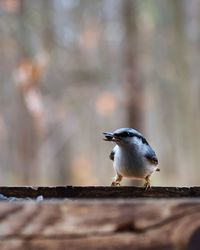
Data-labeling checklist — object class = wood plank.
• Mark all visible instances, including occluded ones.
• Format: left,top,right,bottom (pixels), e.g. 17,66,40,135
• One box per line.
0,186,200,199
0,187,200,249
0,200,199,249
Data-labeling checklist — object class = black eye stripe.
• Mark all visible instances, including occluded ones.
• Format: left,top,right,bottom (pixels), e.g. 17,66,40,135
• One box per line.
114,131,149,145
116,132,134,137
120,132,149,145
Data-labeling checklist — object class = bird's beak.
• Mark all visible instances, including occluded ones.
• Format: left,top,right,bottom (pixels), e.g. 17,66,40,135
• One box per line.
103,132,115,141
103,132,120,142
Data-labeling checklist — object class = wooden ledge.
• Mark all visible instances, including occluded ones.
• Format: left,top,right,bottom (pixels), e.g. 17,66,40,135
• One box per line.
0,187,200,249
0,186,200,199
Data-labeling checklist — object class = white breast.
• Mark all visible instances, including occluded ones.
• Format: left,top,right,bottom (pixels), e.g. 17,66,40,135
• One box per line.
113,140,156,179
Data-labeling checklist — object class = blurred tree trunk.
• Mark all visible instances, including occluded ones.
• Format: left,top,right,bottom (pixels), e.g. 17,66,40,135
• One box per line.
13,0,44,184
42,0,54,51
170,0,194,182
39,0,72,184
122,0,144,186
122,0,144,132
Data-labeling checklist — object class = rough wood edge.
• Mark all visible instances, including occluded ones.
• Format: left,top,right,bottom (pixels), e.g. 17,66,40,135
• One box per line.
0,186,200,199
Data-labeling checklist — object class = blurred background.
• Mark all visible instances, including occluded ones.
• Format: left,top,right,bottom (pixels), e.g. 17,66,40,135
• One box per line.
0,0,200,186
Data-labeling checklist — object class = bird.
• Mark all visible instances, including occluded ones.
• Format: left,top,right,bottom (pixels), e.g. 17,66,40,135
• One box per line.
103,128,159,189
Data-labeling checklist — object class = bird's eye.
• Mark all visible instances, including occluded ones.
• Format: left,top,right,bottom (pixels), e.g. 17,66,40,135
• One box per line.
126,132,134,137
122,132,131,137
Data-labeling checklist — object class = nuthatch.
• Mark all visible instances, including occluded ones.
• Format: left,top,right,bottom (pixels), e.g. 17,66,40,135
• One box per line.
103,128,159,189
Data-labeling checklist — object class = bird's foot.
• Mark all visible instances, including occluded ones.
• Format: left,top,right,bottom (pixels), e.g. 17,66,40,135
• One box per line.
144,182,151,191
144,176,151,191
111,174,122,187
111,181,120,187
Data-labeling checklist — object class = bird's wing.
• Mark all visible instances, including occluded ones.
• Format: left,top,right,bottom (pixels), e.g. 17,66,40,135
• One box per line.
109,146,118,161
109,149,115,161
145,149,158,165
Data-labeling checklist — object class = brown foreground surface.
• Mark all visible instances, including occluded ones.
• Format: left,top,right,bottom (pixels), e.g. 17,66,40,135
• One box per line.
0,186,199,250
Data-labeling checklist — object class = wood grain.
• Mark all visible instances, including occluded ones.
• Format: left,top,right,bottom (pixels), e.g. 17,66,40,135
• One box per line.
0,187,200,249
0,200,199,249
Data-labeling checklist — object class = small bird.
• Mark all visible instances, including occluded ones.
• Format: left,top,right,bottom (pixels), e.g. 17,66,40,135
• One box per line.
103,128,159,189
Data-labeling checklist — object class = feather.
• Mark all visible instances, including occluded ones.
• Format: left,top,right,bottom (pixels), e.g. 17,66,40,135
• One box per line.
109,149,115,161
145,151,158,165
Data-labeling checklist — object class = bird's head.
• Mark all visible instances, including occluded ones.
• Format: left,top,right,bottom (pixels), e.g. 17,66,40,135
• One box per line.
103,128,141,146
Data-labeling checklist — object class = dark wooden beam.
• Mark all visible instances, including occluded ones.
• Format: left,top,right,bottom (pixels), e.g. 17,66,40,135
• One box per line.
0,186,200,199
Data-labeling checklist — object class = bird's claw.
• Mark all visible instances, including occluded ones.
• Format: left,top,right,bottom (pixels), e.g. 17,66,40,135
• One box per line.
144,183,151,191
111,182,120,187
144,177,151,191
